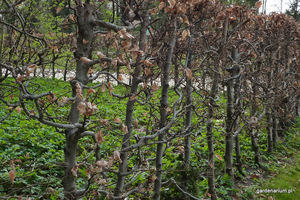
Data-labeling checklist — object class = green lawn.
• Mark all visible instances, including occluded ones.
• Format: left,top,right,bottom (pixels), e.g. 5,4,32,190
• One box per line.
253,124,300,200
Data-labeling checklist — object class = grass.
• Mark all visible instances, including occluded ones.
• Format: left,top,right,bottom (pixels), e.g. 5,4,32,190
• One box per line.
255,154,300,199
251,121,300,200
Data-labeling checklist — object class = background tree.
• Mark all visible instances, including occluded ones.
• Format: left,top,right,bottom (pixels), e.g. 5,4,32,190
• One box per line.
286,0,300,21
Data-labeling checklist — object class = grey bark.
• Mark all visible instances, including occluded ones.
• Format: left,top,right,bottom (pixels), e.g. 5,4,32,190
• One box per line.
62,1,95,198
231,47,243,174
113,5,149,199
153,16,177,200
266,106,273,153
182,37,193,195
266,69,273,153
206,69,219,200
250,78,261,167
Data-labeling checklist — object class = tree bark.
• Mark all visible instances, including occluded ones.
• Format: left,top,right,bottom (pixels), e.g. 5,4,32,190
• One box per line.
250,79,261,167
153,16,177,200
225,71,235,178
266,106,273,153
63,2,96,198
232,47,243,174
206,69,219,200
181,37,193,195
113,6,149,199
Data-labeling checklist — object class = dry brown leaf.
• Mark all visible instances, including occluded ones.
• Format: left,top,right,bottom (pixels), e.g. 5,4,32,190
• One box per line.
255,1,263,9
129,95,136,101
101,83,106,93
121,40,132,50
149,175,157,183
185,68,192,81
87,88,96,95
69,14,75,22
178,146,184,153
56,7,62,14
126,62,132,73
111,59,118,66
182,30,188,40
95,160,108,168
26,64,38,76
159,2,165,10
85,169,91,179
75,82,83,99
143,59,155,67
134,119,139,128
203,189,208,199
15,107,22,113
88,67,94,74
113,151,122,163
77,102,86,114
71,165,78,177
83,39,88,44
99,118,108,125
168,0,176,8
53,46,59,53
184,17,190,25
215,154,223,161
8,170,16,184
145,68,151,76
16,75,24,82
114,117,122,123
108,156,114,168
30,109,36,116
118,74,123,81
97,179,107,185
96,51,106,59
122,124,128,134
80,57,92,63
96,130,104,144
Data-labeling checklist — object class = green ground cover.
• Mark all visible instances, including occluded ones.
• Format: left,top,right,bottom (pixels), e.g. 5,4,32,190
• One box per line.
0,77,299,199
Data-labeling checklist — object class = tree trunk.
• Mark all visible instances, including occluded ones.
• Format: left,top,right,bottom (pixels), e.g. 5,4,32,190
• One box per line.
63,2,95,198
113,7,149,199
153,16,177,200
250,80,261,167
272,115,278,148
206,69,219,200
232,47,243,174
182,39,193,195
251,129,261,166
225,71,234,178
266,106,273,153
